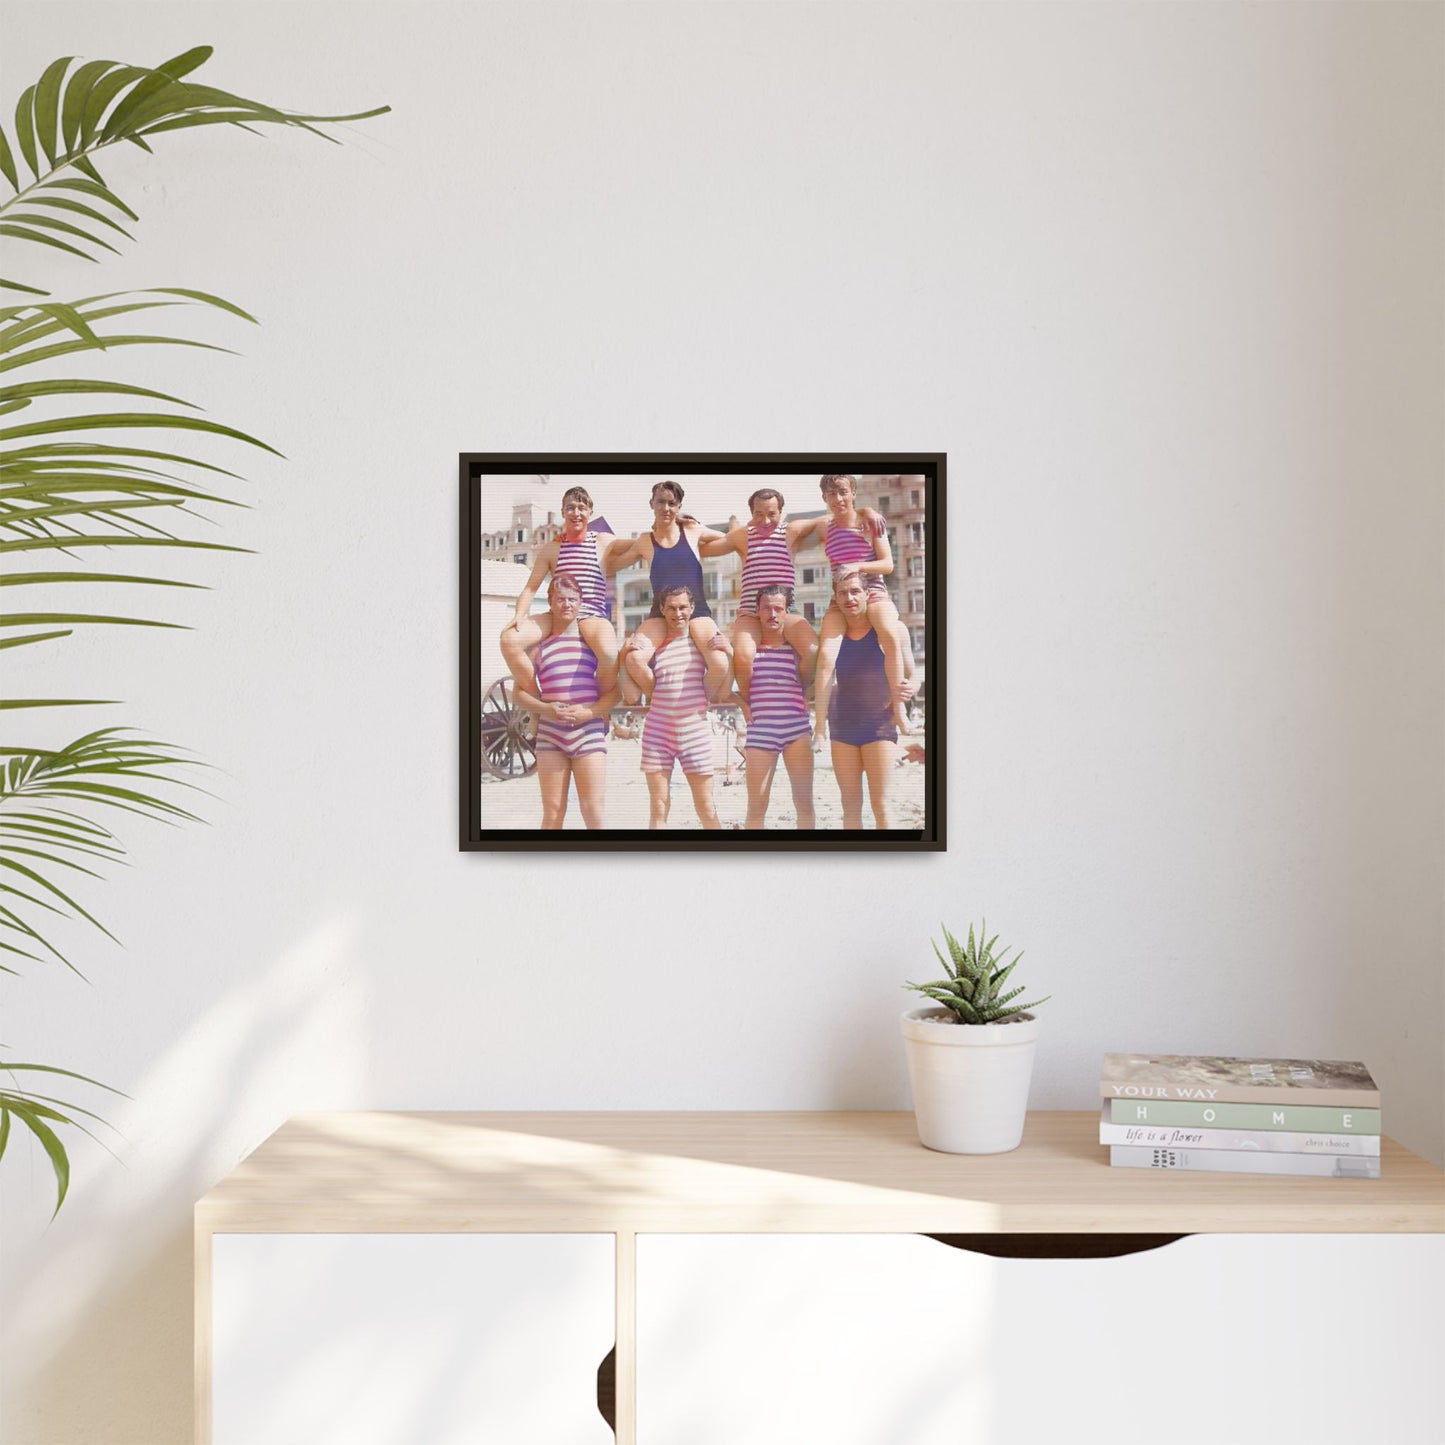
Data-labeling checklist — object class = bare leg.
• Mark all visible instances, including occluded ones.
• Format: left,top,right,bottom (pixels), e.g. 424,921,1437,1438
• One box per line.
571,752,607,829
501,612,553,696
784,614,817,667
624,617,668,702
690,617,732,702
731,615,762,717
644,769,671,828
863,594,916,735
618,633,643,705
779,734,816,829
814,605,845,733
860,739,897,829
536,750,570,829
743,747,778,828
684,771,721,829
579,617,622,718
625,630,661,699
623,647,655,700
830,740,865,829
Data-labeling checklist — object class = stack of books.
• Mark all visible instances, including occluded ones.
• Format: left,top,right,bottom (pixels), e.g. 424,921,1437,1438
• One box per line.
1099,1053,1381,1179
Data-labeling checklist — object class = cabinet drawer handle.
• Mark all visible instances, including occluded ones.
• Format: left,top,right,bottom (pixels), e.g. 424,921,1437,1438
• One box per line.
924,1232,1189,1259
597,1344,616,1434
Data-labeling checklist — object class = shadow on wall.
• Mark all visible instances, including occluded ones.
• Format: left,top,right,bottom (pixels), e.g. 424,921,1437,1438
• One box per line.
823,976,916,1109
4,916,366,1445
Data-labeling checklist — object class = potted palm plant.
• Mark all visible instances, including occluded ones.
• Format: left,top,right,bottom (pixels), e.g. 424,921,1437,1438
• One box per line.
0,47,385,1212
901,923,1050,1154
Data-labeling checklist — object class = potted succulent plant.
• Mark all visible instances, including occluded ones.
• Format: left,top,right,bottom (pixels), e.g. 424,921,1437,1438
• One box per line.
901,923,1050,1154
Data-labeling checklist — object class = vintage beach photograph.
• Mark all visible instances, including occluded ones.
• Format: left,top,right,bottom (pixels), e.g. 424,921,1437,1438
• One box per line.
459,455,944,849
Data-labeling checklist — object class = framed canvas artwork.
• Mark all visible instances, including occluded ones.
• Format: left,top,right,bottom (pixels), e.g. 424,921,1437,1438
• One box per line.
459,453,945,850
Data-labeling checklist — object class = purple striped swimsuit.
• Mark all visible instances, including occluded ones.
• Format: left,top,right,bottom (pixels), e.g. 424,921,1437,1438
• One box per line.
745,645,810,754
824,520,887,593
737,523,797,615
640,635,713,776
531,632,607,758
554,532,611,618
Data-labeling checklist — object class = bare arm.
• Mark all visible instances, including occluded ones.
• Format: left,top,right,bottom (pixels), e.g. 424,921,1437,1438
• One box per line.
508,541,557,628
698,524,745,559
813,647,836,741
516,680,613,727
602,533,648,575
512,684,560,719
858,524,894,577
797,623,820,685
788,515,826,552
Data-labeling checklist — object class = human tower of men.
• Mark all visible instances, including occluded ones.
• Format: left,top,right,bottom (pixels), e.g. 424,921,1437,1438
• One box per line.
498,474,919,830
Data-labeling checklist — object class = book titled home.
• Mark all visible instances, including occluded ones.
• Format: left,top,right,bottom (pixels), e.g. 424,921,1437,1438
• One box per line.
1107,1098,1380,1133
1096,1104,1381,1156
1099,1053,1378,1107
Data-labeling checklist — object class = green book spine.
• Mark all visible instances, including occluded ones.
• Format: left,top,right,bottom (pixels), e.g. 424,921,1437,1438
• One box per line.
1107,1098,1381,1133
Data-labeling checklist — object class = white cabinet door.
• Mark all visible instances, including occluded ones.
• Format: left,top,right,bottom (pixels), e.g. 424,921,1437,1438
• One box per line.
636,1233,1445,1445
213,1233,614,1445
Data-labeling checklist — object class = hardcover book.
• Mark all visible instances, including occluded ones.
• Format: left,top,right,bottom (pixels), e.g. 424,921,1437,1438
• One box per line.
1096,1105,1380,1156
1110,1145,1380,1179
1099,1053,1378,1107
1107,1099,1380,1133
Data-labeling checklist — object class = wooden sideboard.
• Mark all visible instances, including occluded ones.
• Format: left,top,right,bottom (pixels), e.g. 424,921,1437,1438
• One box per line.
195,1110,1445,1443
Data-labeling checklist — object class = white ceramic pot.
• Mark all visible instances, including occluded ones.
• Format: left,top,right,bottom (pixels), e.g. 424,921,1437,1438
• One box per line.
900,1006,1041,1154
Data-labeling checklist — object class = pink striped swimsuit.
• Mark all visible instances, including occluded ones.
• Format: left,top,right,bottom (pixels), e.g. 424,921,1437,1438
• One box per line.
531,632,607,758
640,634,713,776
744,645,810,754
737,522,797,615
554,531,611,618
824,519,887,593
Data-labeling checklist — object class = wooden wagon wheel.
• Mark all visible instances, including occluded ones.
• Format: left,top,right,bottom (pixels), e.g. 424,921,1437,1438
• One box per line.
478,677,538,779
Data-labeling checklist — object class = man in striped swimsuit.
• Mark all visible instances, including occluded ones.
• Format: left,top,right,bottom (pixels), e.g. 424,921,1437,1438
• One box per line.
699,487,822,692
511,573,617,828
501,485,634,700
630,583,720,829
741,584,817,829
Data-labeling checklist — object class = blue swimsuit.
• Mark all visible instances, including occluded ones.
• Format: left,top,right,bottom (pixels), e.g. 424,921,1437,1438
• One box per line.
828,631,897,746
647,529,711,619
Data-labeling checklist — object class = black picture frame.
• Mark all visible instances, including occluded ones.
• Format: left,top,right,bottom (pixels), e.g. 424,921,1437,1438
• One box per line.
459,453,946,850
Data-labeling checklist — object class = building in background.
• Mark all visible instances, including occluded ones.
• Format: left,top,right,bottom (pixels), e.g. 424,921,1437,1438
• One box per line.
479,500,561,567
856,473,927,668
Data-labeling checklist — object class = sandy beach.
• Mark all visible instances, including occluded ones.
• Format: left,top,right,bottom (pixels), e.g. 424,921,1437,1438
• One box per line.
478,726,927,832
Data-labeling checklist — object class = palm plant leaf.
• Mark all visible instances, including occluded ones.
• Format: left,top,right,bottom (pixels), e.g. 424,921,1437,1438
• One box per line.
0,290,263,709
1,47,389,295
0,378,194,407
2,1102,70,1212
0,1060,126,1214
0,730,203,973
1,45,385,1214
0,628,73,650
0,610,186,631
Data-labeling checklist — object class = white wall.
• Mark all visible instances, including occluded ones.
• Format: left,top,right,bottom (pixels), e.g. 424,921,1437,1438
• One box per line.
3,3,1441,1441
